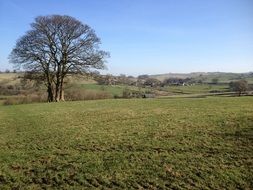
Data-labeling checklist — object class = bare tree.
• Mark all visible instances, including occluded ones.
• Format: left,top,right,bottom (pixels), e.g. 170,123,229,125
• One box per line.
9,15,109,102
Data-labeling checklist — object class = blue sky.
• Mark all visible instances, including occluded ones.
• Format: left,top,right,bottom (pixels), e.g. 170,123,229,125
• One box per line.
0,0,252,75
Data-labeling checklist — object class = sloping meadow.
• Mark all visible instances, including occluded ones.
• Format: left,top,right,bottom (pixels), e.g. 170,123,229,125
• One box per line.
0,97,252,189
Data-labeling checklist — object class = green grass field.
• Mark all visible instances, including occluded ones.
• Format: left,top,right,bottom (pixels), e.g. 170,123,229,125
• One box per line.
70,83,148,97
79,84,128,96
71,83,232,98
0,97,252,189
165,84,229,94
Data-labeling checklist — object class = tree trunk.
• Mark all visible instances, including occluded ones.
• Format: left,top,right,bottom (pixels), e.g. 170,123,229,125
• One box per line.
47,84,54,102
54,63,61,102
54,83,60,102
59,80,65,101
60,89,64,101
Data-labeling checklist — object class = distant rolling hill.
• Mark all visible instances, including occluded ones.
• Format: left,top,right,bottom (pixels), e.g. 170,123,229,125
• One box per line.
150,72,253,83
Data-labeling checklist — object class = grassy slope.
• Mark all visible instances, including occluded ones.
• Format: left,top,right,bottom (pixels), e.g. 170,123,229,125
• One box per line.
0,73,19,80
72,83,146,97
0,73,20,85
0,97,252,189
79,84,127,96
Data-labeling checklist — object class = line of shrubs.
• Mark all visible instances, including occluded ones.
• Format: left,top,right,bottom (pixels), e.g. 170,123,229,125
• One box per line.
2,89,113,105
64,89,112,101
121,88,155,99
0,84,22,96
3,94,47,105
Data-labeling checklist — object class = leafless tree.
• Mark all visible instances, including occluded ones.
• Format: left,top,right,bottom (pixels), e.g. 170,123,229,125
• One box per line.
9,15,109,102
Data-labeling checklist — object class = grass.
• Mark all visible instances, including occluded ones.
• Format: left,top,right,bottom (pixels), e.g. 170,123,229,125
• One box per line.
73,83,146,97
0,73,21,86
0,73,19,80
165,84,229,94
0,97,252,189
80,84,125,96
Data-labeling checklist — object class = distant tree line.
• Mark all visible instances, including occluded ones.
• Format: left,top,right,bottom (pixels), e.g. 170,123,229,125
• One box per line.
229,80,248,96
94,74,202,88
0,69,18,73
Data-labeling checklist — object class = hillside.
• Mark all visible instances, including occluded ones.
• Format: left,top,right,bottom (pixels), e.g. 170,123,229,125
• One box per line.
1,72,252,105
0,73,21,85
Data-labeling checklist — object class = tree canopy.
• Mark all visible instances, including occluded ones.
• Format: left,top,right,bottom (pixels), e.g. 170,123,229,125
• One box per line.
229,80,248,96
10,15,109,102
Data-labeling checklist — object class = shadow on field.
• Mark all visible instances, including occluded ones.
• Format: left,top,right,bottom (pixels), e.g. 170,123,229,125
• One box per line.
220,127,253,141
